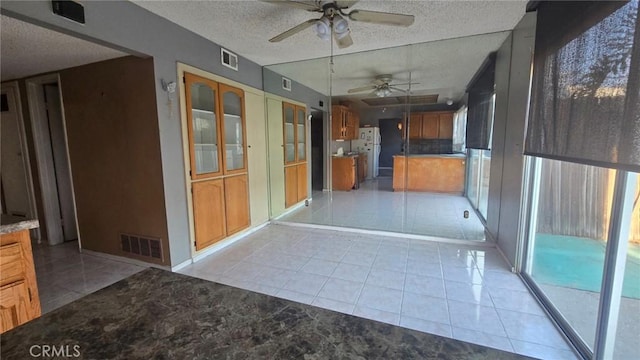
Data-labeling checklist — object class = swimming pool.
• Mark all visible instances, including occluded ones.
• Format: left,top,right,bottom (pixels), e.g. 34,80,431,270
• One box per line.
530,233,640,299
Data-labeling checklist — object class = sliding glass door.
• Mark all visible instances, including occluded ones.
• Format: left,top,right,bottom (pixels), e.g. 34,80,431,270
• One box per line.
522,156,639,359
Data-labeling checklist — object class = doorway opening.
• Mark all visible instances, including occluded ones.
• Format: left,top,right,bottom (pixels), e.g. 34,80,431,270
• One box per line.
310,110,324,191
1,83,38,239
26,75,78,246
378,118,402,178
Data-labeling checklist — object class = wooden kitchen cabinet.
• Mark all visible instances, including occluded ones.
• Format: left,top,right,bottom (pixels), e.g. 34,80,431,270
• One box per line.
0,229,41,333
357,154,367,183
296,163,308,202
438,112,454,139
332,156,357,191
224,175,250,236
332,105,358,140
284,166,298,208
421,114,439,139
408,114,422,139
283,102,308,209
192,179,227,250
185,72,251,251
284,163,308,208
404,111,455,140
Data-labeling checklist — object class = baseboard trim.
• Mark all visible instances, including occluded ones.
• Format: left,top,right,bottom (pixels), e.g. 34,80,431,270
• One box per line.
170,259,193,272
81,249,171,271
191,222,270,263
273,201,307,220
271,221,495,248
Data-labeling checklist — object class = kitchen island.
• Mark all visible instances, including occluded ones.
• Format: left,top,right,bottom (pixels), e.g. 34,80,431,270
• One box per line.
332,153,366,191
0,268,531,359
0,216,41,333
393,154,466,193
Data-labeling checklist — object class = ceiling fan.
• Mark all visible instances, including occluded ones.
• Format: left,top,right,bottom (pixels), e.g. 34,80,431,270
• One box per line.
348,75,416,97
263,1,415,49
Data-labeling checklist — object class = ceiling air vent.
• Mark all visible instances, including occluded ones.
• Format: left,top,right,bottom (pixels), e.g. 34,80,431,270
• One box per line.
282,77,292,91
404,94,439,105
361,97,402,107
221,48,238,71
120,233,163,261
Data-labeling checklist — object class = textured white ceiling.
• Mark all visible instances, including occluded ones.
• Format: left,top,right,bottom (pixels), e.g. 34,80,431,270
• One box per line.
0,15,128,81
268,30,510,104
132,0,526,66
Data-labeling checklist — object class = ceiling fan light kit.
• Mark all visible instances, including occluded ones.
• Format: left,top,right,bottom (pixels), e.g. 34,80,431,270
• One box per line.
264,0,414,48
313,17,332,40
375,87,392,97
332,14,350,38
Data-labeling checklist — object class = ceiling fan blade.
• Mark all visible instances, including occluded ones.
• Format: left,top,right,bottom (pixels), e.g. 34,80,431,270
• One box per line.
260,0,321,12
389,86,409,93
335,1,359,9
390,82,420,87
348,10,415,26
269,18,318,42
348,85,377,94
334,32,354,49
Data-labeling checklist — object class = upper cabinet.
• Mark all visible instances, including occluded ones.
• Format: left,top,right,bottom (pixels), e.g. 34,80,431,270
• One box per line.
406,111,454,140
332,105,359,140
185,73,247,179
296,107,306,162
283,102,307,164
186,75,222,179
220,84,247,174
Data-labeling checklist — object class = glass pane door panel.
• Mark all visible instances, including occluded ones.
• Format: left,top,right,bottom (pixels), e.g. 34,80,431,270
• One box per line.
284,106,295,163
478,149,491,219
466,149,480,208
526,158,615,349
191,82,218,174
297,108,306,161
222,90,244,171
613,173,640,360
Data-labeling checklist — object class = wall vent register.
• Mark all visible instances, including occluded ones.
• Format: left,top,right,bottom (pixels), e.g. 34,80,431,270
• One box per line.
221,48,238,71
120,233,163,261
282,77,292,91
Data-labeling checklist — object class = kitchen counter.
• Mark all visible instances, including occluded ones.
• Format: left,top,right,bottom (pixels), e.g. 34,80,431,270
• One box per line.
0,215,39,235
0,268,531,359
394,153,465,159
393,155,466,193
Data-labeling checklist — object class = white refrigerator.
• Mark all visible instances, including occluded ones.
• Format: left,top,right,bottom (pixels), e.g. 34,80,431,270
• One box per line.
352,127,381,179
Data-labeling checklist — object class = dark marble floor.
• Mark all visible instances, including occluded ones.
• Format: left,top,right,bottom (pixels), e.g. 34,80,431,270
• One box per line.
1,268,535,359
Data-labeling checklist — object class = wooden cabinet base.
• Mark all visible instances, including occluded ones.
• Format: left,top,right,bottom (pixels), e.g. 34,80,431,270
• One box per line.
393,156,465,194
332,156,356,191
0,229,41,333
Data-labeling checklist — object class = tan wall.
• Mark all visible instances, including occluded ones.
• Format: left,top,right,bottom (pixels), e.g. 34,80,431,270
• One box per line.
60,56,170,265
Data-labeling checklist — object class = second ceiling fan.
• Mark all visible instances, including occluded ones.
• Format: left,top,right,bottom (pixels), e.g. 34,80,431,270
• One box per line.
264,1,415,49
348,75,416,97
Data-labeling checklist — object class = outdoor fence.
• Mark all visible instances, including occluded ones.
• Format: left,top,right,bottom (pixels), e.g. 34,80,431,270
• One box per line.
536,160,640,244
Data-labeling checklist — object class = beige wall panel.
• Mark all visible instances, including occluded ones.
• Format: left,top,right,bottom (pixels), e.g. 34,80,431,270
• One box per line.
267,97,286,218
244,92,269,226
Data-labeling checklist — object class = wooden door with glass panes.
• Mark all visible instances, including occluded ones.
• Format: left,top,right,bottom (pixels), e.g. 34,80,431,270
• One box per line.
295,106,308,202
185,73,250,251
283,102,307,208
